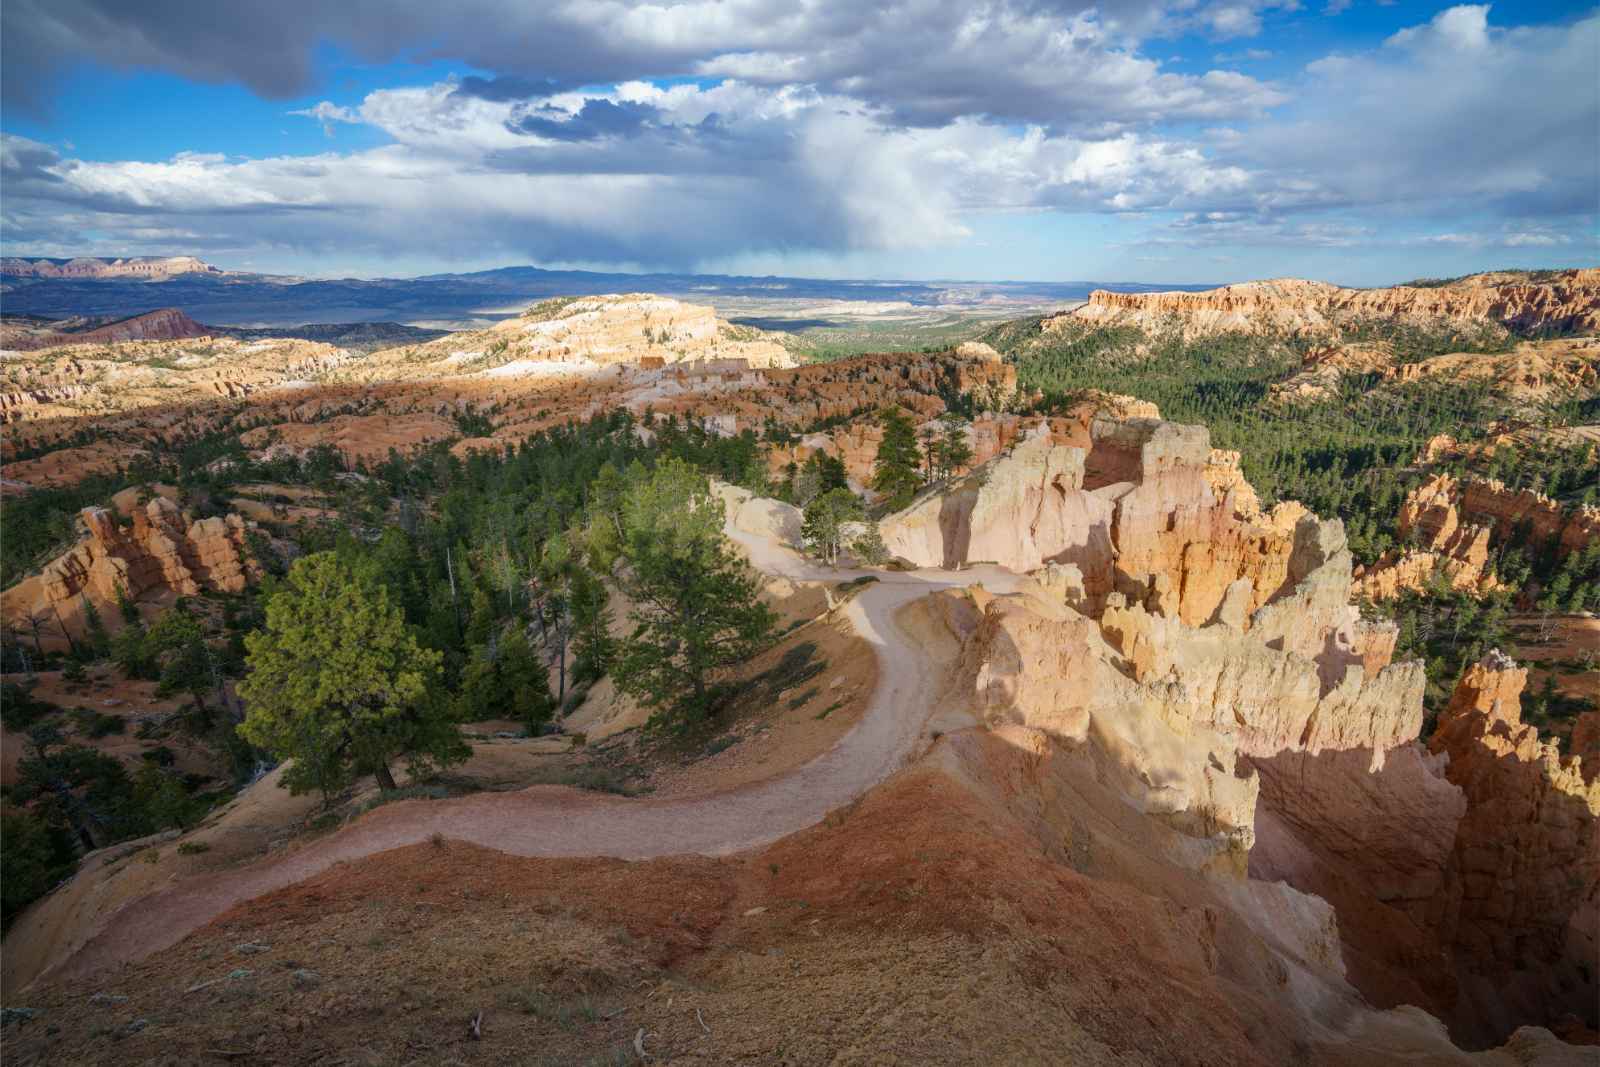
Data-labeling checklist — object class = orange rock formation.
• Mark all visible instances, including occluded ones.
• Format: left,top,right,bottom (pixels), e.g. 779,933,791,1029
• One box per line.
1,497,262,639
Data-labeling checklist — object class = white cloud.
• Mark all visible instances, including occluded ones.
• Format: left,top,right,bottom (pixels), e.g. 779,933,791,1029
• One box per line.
1217,7,1599,222
289,101,360,137
0,80,1264,268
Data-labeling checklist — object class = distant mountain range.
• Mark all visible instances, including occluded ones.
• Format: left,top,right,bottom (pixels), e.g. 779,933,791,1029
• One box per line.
0,256,1218,328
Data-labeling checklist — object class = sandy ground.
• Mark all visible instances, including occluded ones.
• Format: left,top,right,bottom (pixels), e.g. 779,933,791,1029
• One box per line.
15,516,1026,991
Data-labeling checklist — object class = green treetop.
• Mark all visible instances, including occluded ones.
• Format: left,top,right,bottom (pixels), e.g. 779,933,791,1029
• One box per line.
611,459,777,732
238,552,466,800
871,408,923,511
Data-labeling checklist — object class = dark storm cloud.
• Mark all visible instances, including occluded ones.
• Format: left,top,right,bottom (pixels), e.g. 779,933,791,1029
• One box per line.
453,75,575,103
512,100,662,142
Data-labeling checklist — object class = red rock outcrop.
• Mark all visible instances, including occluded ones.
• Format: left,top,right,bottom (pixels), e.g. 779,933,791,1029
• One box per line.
1354,474,1501,600
0,308,214,354
1458,476,1600,556
1,497,262,641
884,414,1304,625
1356,472,1599,600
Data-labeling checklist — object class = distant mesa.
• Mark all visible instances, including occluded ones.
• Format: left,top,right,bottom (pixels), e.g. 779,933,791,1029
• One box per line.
0,255,222,280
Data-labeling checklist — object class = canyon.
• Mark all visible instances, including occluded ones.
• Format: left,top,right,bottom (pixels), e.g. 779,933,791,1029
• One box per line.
1,272,1596,1064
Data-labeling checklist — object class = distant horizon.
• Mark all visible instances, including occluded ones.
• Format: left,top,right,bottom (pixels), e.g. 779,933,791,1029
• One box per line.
7,251,1591,294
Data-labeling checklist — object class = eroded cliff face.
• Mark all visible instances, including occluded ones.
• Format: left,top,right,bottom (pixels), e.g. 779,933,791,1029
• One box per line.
1355,472,1599,600
1057,269,1600,339
881,415,1309,626
767,392,1149,493
0,256,220,280
900,412,1597,1047
1,497,262,642
1425,655,1600,1036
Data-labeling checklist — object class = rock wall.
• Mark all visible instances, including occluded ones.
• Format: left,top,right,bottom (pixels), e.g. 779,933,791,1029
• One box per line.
1,498,261,640
881,414,1304,624
1058,269,1600,338
1250,651,1600,1045
1424,654,1600,1031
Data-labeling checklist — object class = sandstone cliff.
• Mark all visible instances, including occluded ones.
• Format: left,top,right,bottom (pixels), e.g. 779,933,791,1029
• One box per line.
1355,472,1600,600
1056,269,1600,339
1425,654,1600,1019
886,410,1597,1045
1,497,262,642
881,414,1309,627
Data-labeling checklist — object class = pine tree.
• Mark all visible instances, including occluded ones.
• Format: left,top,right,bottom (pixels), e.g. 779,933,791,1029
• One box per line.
850,521,890,566
871,408,922,510
611,461,777,731
81,596,110,660
935,413,973,479
239,552,466,800
801,488,864,566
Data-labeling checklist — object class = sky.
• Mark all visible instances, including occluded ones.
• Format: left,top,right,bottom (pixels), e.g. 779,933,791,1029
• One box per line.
1,1,1595,287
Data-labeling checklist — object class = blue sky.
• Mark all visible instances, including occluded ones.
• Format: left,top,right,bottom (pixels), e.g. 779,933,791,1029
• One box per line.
2,1,1594,286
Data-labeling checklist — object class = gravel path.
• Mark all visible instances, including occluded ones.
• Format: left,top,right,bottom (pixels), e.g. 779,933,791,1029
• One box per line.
49,522,1021,983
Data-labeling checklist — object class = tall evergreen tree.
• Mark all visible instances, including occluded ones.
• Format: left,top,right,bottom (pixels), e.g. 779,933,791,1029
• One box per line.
611,460,777,731
871,408,922,510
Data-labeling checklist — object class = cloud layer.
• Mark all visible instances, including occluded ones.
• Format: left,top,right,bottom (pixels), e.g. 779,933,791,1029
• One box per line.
1,3,1594,275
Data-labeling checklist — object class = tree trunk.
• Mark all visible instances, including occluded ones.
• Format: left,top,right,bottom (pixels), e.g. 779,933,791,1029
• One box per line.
374,760,398,792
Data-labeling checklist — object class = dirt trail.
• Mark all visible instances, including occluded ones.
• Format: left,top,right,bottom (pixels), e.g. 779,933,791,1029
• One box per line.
42,521,1023,986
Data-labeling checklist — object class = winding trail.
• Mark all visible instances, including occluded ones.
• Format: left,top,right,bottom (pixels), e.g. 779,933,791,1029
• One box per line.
46,521,1021,985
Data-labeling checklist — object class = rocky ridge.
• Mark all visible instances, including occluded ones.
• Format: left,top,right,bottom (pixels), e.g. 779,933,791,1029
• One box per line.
371,293,795,375
0,256,221,280
1271,336,1600,406
1,308,217,353
1057,269,1600,339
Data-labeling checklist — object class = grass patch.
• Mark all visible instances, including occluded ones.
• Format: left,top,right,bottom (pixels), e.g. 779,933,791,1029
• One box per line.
176,841,210,855
499,987,602,1030
814,700,847,721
